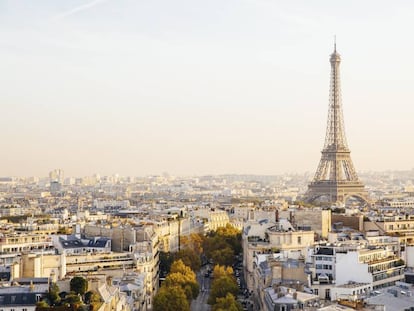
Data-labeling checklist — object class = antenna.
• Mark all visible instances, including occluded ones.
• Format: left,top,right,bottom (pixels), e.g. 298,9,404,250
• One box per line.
334,35,337,52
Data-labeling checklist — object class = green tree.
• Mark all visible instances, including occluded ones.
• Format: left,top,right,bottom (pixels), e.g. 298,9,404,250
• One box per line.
47,282,61,306
36,300,50,308
208,276,239,305
212,293,243,311
70,276,88,296
211,247,235,267
174,248,201,272
203,236,229,260
153,286,190,311
64,292,82,304
203,224,242,264
160,251,174,275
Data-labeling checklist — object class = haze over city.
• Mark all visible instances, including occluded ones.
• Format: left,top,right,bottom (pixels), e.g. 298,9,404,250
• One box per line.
1,0,413,177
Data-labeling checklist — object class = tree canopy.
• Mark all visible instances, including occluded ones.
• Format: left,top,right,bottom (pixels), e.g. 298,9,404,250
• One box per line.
155,259,199,305
174,248,201,272
208,274,239,305
212,293,243,311
204,224,242,266
153,286,190,311
212,265,234,280
70,276,88,296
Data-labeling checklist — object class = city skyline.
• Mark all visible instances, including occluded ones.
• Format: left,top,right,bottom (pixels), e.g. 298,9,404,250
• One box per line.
1,1,413,177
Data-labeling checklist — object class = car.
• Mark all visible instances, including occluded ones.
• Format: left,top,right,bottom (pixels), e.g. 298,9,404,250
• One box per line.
204,272,210,277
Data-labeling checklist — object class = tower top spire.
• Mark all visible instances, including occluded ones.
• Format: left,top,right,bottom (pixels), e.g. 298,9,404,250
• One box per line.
330,36,341,63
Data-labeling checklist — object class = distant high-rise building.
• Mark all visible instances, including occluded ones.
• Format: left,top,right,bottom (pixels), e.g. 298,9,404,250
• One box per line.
49,169,64,184
305,45,369,204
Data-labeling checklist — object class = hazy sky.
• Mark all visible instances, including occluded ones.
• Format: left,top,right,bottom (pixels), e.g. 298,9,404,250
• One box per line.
1,0,413,177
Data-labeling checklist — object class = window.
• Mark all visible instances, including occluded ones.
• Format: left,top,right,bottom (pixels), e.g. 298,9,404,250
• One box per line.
297,237,302,245
314,289,318,295
325,289,331,300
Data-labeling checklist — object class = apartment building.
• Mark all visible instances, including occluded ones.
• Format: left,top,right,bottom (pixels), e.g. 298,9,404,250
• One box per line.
307,245,405,300
0,233,54,266
243,218,314,291
365,214,414,245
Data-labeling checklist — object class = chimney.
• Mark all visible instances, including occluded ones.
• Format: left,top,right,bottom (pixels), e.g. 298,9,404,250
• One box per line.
289,211,295,226
275,210,279,222
106,276,113,286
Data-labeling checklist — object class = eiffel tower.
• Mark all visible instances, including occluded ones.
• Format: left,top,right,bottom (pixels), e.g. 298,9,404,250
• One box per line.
306,44,369,204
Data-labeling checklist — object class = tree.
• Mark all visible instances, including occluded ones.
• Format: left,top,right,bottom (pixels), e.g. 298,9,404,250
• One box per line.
36,300,50,308
84,290,101,304
180,233,204,254
212,265,234,279
170,259,197,279
208,276,239,305
203,225,242,264
153,286,190,311
211,247,235,267
85,290,102,311
164,272,199,300
203,236,229,260
174,248,201,272
47,282,61,306
164,260,199,300
64,292,82,304
160,251,174,275
70,276,88,296
212,293,243,311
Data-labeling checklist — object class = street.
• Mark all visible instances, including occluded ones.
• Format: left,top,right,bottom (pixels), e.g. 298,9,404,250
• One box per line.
191,265,211,311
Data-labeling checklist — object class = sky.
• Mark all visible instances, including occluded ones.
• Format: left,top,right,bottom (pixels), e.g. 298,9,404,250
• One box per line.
1,0,413,177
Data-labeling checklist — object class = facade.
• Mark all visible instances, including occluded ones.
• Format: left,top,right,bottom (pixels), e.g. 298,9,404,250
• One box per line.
0,283,48,311
0,233,55,266
307,245,405,300
243,218,314,291
115,273,148,311
364,215,414,245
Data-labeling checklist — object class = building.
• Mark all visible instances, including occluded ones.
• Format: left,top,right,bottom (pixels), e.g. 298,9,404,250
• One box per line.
243,217,314,291
0,283,49,311
0,233,55,266
307,245,405,300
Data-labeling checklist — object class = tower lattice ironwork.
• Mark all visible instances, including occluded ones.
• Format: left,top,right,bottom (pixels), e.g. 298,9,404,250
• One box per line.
306,45,369,204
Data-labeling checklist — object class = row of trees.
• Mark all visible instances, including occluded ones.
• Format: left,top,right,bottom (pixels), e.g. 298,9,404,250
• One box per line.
208,265,242,311
157,224,243,310
204,224,242,266
153,259,199,311
205,225,243,310
160,224,242,275
160,246,202,274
